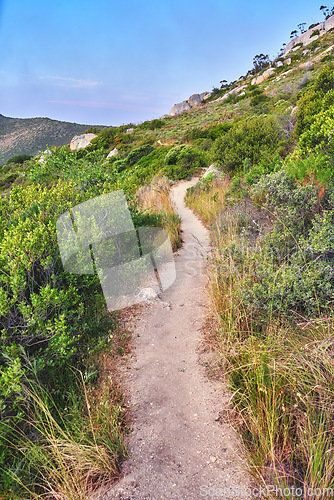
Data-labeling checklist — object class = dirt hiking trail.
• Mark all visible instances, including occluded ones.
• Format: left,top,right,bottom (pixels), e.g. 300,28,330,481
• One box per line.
107,179,252,499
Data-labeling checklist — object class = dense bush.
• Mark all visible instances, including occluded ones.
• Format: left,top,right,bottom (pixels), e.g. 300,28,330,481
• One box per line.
0,181,118,490
29,146,111,190
210,116,282,173
241,170,334,319
6,154,32,165
139,119,165,130
164,144,207,179
183,123,232,142
126,144,154,166
294,65,334,138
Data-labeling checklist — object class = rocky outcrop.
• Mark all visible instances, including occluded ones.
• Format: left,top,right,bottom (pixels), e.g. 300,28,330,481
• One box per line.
202,164,220,179
188,94,203,108
251,68,275,85
299,61,314,70
169,101,192,117
284,14,334,55
200,91,212,101
38,148,52,164
69,133,97,151
107,148,118,159
168,91,211,116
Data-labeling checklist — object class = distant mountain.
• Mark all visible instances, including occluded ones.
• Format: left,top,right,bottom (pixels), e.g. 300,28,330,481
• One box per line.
0,114,99,164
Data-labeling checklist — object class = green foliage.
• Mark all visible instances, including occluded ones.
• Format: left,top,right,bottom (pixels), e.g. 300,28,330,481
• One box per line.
287,152,333,185
252,53,270,74
6,154,32,165
210,116,282,173
126,144,154,166
295,65,334,138
310,29,320,38
139,119,165,130
29,146,111,190
183,123,232,143
298,103,334,155
164,144,207,179
244,154,283,186
244,169,334,319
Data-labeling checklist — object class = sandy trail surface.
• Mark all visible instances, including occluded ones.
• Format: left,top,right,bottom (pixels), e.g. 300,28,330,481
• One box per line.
106,179,251,499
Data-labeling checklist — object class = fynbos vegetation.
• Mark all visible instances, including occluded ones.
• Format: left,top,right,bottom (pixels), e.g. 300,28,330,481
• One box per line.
1,8,334,498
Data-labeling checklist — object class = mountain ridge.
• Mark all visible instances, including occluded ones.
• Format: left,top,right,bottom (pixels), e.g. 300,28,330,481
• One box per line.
0,114,100,164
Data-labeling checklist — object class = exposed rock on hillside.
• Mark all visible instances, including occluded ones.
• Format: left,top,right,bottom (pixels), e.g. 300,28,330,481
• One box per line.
38,149,52,164
188,94,203,108
202,164,220,179
169,92,211,116
107,148,118,158
251,68,275,85
69,133,97,151
169,101,192,117
285,14,334,54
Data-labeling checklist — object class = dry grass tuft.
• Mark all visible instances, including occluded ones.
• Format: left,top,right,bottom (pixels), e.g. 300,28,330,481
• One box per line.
136,176,182,251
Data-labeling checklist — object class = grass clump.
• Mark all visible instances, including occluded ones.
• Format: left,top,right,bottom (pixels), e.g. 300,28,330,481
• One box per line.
136,176,182,250
197,167,334,493
3,372,128,499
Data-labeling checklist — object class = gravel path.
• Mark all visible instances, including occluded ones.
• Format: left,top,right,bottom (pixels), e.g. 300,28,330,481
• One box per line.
106,179,252,499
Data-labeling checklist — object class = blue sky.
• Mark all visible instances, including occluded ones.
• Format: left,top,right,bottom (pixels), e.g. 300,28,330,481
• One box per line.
0,1,325,126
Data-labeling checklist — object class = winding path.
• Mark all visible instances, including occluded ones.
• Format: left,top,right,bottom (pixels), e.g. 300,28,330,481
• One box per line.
107,179,251,499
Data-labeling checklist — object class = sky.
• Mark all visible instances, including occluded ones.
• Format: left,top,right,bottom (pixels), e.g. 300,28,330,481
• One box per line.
0,1,326,126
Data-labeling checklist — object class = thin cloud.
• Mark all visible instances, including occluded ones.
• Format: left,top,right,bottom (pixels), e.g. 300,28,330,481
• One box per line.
41,76,102,89
48,100,165,113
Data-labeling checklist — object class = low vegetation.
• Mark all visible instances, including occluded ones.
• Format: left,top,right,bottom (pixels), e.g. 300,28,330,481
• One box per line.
186,62,334,495
1,11,334,497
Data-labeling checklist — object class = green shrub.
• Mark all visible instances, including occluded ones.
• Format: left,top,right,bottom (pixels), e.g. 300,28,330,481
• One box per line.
210,116,282,173
163,144,207,180
183,123,231,142
295,65,334,138
29,146,110,190
310,29,320,38
126,144,154,166
140,119,165,130
6,154,32,165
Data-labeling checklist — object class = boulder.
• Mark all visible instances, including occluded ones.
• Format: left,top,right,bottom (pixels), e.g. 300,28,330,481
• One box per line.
107,148,118,159
38,148,52,164
200,91,212,100
291,106,299,118
169,101,191,117
284,58,292,65
251,75,265,85
263,68,275,79
275,61,284,67
299,61,313,70
188,94,203,108
125,128,134,134
70,133,97,151
202,164,220,179
230,85,246,95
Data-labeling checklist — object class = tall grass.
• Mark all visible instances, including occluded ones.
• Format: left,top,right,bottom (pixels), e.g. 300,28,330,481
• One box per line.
189,178,334,497
185,173,230,226
136,175,182,251
4,372,128,499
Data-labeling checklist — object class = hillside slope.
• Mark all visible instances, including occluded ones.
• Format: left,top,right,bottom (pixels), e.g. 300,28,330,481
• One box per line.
0,114,94,164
